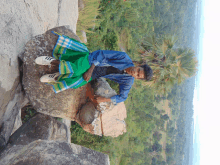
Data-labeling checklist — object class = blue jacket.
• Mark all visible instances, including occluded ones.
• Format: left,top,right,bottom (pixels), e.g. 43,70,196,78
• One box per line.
89,50,134,105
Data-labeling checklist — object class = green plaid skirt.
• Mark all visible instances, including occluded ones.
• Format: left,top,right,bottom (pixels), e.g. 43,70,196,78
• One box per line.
48,31,92,93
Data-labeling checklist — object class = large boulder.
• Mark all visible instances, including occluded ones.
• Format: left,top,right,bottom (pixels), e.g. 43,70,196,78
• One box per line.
0,0,78,147
7,113,70,147
22,26,88,121
0,113,110,165
79,101,127,137
0,140,110,165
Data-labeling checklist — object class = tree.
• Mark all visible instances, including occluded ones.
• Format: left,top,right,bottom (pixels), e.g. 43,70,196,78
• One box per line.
160,114,169,120
151,157,157,165
166,144,174,155
140,35,198,96
153,131,163,141
152,142,162,152
146,114,154,121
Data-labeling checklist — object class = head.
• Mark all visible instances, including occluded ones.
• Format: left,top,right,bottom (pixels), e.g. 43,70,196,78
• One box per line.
126,64,153,81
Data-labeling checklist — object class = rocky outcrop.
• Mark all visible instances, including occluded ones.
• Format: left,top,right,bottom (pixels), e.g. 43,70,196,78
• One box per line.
0,0,78,146
78,101,127,137
22,26,88,121
0,140,110,165
101,102,127,137
78,0,85,12
0,113,110,165
7,113,70,146
76,78,127,137
11,109,22,135
61,118,71,143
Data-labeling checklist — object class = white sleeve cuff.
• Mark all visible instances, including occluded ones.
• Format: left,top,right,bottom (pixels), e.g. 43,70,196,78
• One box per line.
93,60,100,66
110,96,117,105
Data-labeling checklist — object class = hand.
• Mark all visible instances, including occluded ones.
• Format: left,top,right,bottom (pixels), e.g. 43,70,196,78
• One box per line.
83,70,92,82
93,96,111,103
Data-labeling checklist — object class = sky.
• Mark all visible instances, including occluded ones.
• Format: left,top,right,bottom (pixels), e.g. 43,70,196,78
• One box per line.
193,0,220,164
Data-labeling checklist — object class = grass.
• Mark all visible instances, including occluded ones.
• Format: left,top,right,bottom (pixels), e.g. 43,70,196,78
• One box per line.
76,0,101,42
21,105,63,124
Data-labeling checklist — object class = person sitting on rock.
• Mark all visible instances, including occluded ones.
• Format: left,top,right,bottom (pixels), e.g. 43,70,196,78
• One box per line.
35,32,153,105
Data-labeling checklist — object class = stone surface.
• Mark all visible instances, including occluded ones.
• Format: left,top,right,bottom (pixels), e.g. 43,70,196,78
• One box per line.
0,140,110,165
81,30,88,43
0,112,110,165
101,102,127,137
7,113,69,146
61,118,71,143
0,87,26,151
76,78,127,137
79,102,96,124
78,0,85,12
22,26,88,121
93,78,117,112
11,109,22,135
0,0,78,145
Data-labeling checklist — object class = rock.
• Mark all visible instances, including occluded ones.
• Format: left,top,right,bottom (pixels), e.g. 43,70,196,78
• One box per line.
11,109,22,135
10,97,29,136
0,140,110,165
7,113,70,146
0,112,110,165
0,97,23,151
81,30,87,43
22,26,88,121
94,78,117,112
76,78,127,137
61,118,71,143
101,102,127,137
0,0,78,145
78,0,85,12
79,102,96,124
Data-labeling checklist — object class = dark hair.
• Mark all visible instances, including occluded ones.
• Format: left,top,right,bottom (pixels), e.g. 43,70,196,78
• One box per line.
140,64,153,81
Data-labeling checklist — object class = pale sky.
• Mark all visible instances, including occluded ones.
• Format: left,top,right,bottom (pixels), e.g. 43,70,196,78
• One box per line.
194,0,220,164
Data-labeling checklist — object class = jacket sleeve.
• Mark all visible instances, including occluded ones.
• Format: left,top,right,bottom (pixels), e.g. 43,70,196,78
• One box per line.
89,50,133,68
110,82,132,105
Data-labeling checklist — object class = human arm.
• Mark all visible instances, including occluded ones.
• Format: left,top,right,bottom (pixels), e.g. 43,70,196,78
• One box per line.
110,82,132,105
89,50,134,69
83,64,95,82
90,77,133,104
91,79,133,104
92,96,111,103
90,82,131,104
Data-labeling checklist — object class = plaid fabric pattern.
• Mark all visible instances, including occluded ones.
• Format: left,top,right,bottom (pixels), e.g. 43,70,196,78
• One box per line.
47,32,91,93
53,34,89,60
50,76,87,93
57,61,75,80
58,36,89,52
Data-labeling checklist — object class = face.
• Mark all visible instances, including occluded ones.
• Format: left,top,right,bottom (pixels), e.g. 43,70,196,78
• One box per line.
127,67,145,79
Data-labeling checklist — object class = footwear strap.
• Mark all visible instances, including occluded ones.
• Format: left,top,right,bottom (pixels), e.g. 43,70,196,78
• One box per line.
48,74,58,78
45,56,55,61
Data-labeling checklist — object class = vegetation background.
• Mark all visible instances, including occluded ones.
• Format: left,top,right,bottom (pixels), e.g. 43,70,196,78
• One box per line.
73,0,199,164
